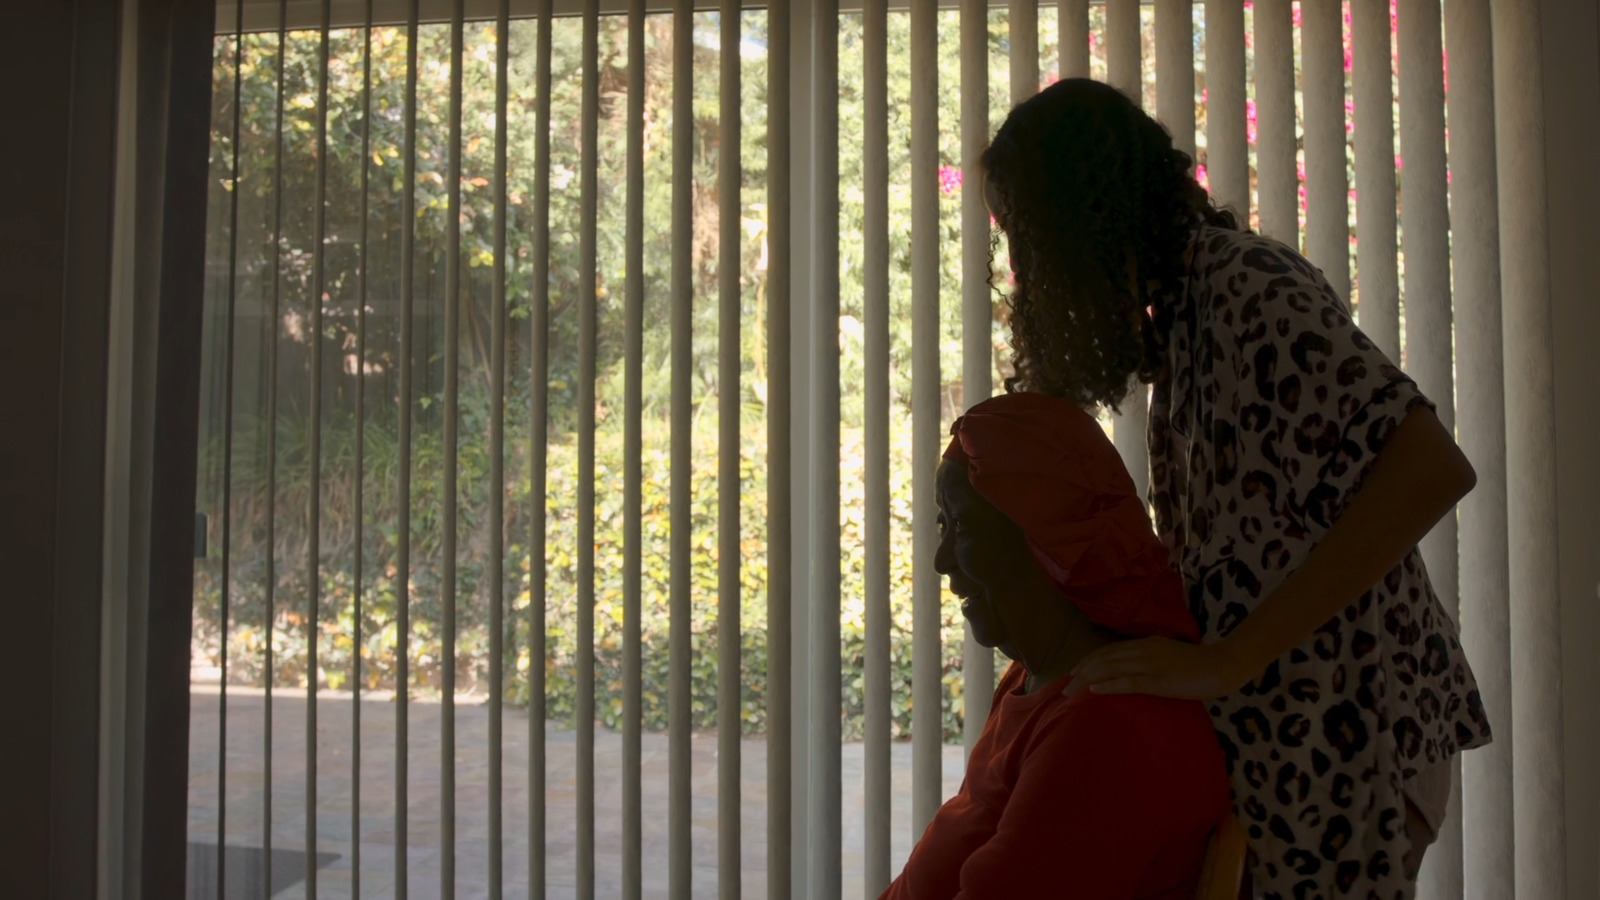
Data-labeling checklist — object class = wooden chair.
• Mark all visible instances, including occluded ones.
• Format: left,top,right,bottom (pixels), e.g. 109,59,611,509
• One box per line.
1194,814,1250,900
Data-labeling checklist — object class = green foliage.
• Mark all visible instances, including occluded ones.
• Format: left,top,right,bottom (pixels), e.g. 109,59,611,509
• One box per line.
193,399,1007,742
195,10,1021,747
195,7,1418,746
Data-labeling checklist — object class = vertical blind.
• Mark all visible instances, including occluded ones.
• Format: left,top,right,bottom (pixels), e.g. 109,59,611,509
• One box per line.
191,0,1563,897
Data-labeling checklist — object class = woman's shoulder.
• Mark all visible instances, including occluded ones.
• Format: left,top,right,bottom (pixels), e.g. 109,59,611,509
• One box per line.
1187,224,1353,331
1026,691,1229,802
1194,225,1337,296
1194,223,1305,269
1038,687,1219,754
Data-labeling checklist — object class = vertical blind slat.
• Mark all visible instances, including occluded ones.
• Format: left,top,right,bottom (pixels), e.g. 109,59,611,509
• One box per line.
1060,0,1089,79
1010,0,1038,100
489,0,512,892
669,0,694,892
623,0,647,895
1253,0,1297,242
305,6,333,895
441,0,467,891
1398,5,1454,476
808,0,843,885
765,0,793,892
1351,0,1399,358
909,0,943,847
396,1,420,893
1492,0,1568,893
1444,0,1514,893
1204,0,1249,217
528,0,555,892
959,0,993,762
263,3,288,890
1106,0,1138,98
861,0,892,888
1300,0,1350,302
1155,0,1195,160
306,7,333,886
1396,6,1461,891
1105,0,1146,502
217,0,246,890
577,0,601,890
352,2,375,892
717,3,743,897
1394,5,1464,892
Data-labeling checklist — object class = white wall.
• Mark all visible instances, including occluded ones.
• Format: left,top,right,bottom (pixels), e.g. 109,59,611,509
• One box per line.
1541,0,1600,894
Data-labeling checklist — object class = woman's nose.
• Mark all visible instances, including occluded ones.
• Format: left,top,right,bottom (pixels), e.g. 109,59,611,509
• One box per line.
933,532,954,575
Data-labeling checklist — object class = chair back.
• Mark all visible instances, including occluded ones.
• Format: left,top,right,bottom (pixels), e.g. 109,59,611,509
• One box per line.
1194,814,1249,900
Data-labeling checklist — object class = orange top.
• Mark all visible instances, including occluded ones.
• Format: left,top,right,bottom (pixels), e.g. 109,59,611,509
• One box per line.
881,662,1230,900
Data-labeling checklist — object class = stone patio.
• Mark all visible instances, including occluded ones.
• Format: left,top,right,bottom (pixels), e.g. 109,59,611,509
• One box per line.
187,688,966,899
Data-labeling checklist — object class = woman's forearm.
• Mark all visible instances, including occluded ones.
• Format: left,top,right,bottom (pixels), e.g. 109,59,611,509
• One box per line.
1222,406,1477,684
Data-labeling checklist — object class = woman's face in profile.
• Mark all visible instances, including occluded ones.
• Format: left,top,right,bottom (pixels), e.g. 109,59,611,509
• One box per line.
934,460,1035,653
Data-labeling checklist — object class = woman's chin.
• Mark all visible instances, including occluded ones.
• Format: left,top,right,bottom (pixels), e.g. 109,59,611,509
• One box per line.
961,611,1000,649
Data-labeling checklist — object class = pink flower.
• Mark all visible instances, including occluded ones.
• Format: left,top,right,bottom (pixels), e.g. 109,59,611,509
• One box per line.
1246,99,1259,144
1196,163,1210,189
1292,5,1303,28
1395,153,1404,171
939,165,963,196
1343,3,1354,72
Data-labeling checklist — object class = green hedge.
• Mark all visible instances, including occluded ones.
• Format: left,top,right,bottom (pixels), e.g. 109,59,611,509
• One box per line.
193,407,1007,743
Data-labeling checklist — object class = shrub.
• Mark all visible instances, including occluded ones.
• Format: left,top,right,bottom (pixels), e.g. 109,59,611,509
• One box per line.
192,404,1007,743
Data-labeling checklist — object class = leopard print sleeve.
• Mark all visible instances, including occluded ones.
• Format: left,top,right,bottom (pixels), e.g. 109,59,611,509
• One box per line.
1153,225,1492,900
1197,228,1435,539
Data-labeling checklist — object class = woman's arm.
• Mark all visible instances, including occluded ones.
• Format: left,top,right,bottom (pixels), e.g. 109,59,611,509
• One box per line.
1068,404,1476,699
1220,404,1475,683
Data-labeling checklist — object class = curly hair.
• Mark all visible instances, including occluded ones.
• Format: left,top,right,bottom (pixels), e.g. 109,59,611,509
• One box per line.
980,78,1244,411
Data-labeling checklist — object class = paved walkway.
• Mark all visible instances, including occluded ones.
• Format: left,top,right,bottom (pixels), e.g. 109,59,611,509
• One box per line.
187,689,966,899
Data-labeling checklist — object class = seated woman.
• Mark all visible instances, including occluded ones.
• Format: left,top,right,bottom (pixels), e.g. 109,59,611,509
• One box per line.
882,391,1231,900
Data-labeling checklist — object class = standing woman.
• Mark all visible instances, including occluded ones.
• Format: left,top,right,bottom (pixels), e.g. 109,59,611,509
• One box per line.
978,78,1492,900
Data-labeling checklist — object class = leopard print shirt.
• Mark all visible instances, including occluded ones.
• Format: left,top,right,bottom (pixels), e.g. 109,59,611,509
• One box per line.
1147,224,1493,900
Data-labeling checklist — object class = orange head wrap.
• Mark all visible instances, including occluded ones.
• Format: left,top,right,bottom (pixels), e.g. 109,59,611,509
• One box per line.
942,392,1199,643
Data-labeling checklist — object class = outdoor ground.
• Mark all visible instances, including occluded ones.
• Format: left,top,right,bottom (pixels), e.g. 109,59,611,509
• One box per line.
187,688,965,899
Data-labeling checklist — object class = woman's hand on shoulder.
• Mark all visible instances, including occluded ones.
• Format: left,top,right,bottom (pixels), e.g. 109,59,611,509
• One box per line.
1061,637,1251,702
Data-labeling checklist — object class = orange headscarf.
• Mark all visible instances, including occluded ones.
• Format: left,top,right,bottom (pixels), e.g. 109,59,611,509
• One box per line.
942,392,1199,643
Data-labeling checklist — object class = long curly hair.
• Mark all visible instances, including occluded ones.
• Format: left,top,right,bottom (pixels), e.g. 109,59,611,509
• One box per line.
980,78,1243,410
